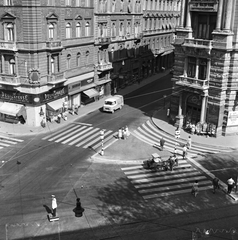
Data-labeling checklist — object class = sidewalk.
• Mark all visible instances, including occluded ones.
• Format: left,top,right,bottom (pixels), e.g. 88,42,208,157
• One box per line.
0,70,170,137
152,108,238,149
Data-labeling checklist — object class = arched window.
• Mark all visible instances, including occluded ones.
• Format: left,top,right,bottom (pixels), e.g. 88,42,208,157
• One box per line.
66,23,72,38
112,0,116,12
67,54,71,69
9,58,15,75
76,22,81,37
119,22,123,36
76,52,81,67
85,51,89,64
6,23,14,41
48,23,54,39
112,22,116,37
85,22,90,36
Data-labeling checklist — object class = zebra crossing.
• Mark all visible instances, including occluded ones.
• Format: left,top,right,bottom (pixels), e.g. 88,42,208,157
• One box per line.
133,120,231,156
121,157,212,199
42,123,116,150
0,135,24,150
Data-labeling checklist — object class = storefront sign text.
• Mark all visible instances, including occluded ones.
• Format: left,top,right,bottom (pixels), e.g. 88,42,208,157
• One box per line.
44,88,66,101
0,91,29,103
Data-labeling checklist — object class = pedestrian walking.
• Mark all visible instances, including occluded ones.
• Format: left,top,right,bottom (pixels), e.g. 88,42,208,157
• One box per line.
191,180,199,197
182,145,187,159
227,177,235,194
169,156,175,171
124,126,129,139
160,137,165,151
122,127,125,140
51,195,57,217
118,128,122,139
187,136,192,149
173,147,178,157
212,177,220,194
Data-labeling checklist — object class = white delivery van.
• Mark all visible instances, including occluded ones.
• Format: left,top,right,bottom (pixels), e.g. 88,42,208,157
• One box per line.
103,95,124,113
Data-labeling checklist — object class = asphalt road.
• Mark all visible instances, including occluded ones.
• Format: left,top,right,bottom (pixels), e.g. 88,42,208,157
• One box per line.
1,74,238,240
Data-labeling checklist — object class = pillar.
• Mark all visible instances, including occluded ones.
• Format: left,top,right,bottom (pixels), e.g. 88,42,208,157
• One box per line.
178,94,182,116
224,0,232,31
15,53,18,75
186,0,192,29
48,54,51,74
179,0,186,28
215,0,223,31
200,96,206,123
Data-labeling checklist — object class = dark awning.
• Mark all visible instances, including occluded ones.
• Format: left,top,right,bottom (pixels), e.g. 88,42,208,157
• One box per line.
83,89,99,98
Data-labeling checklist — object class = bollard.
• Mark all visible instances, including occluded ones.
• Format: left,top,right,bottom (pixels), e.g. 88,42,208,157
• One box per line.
73,198,84,217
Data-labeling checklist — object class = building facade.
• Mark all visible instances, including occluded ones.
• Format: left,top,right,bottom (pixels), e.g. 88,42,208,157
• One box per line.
0,0,180,127
171,0,238,136
0,0,101,127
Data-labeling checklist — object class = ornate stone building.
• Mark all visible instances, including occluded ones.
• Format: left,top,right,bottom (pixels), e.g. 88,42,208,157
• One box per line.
94,0,180,94
171,0,238,136
0,0,97,127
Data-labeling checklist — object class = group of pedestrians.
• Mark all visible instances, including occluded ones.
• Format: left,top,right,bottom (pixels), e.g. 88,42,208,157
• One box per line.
118,126,129,140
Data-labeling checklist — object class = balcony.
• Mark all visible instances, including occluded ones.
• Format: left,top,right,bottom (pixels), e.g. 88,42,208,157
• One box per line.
0,74,25,86
183,38,213,54
95,37,111,45
97,62,113,72
45,40,62,49
47,72,66,85
0,41,17,51
176,75,209,90
190,1,218,12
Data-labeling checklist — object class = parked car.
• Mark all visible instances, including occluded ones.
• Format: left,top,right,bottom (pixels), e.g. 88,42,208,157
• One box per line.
103,95,124,113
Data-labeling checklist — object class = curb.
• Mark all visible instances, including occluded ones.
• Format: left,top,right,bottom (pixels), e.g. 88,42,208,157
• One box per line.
151,110,238,151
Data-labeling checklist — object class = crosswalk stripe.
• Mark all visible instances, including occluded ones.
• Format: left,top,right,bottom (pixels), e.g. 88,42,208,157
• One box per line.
134,175,208,188
132,171,205,184
55,126,87,143
46,125,79,141
0,142,11,147
139,180,211,194
83,131,112,149
42,124,76,140
75,129,101,147
143,186,212,199
0,135,24,142
68,128,99,146
92,131,114,149
61,127,93,144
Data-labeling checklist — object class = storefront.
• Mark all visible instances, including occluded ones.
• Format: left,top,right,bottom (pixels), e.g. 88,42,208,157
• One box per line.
0,102,27,124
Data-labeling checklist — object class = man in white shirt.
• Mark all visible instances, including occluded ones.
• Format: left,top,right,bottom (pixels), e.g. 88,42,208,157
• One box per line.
227,178,235,194
51,195,57,217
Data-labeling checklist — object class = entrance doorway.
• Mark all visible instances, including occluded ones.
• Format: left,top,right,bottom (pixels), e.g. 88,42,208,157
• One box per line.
186,95,202,124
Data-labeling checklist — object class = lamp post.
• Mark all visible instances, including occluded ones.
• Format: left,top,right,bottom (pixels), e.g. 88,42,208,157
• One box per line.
100,129,105,155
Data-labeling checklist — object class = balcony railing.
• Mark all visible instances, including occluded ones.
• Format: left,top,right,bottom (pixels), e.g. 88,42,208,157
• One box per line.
0,41,17,51
95,37,111,45
97,62,113,71
183,38,213,53
176,75,209,90
190,1,218,12
46,40,62,49
47,72,65,84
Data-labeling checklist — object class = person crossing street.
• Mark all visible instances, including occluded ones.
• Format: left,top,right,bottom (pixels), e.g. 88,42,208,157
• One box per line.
160,137,165,151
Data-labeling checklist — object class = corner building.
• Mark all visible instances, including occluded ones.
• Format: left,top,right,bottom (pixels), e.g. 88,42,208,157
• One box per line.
171,0,238,136
0,0,99,127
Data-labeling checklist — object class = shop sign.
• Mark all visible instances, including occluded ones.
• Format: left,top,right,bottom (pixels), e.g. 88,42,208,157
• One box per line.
68,82,81,93
227,111,238,126
42,87,66,102
0,90,31,104
81,78,94,87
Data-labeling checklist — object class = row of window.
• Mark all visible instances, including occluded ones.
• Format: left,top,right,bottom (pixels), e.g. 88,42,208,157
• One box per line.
3,0,91,7
144,0,180,11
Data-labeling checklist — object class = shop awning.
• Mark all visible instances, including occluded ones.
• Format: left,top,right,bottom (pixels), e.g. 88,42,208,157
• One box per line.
83,89,99,98
46,99,63,111
0,102,26,120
